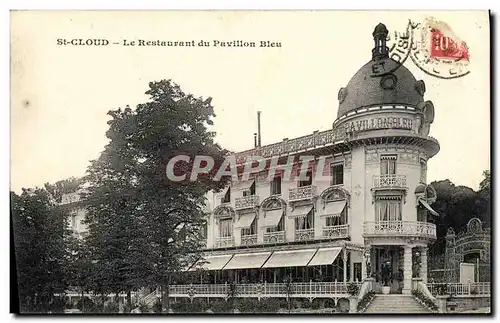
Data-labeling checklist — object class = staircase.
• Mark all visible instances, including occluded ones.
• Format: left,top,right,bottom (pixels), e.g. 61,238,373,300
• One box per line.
364,295,431,313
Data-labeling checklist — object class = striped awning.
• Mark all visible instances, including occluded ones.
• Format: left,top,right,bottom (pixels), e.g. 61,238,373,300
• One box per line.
262,249,317,268
261,209,283,227
307,247,342,266
234,212,256,228
189,254,234,271
289,205,313,218
321,200,346,217
418,198,439,216
223,252,272,270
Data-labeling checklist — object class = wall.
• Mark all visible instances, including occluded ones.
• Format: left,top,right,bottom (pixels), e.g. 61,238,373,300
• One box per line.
448,296,490,312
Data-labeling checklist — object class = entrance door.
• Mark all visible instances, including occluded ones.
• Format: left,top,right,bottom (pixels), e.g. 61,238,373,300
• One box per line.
376,247,402,294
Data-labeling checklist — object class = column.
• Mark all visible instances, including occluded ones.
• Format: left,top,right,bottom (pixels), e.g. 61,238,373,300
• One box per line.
420,246,428,283
402,245,412,294
343,248,348,282
350,251,355,282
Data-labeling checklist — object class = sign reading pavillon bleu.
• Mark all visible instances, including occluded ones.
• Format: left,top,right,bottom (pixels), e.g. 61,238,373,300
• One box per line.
342,116,414,134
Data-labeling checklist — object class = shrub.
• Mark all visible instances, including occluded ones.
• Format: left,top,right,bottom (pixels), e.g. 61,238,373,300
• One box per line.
236,298,259,313
347,282,360,296
103,301,119,313
152,299,162,313
356,290,375,312
210,299,231,313
412,290,438,312
76,297,98,313
435,283,448,296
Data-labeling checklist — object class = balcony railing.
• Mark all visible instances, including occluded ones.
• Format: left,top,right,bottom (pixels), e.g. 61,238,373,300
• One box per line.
235,195,260,210
289,185,317,202
427,282,491,297
241,234,258,246
168,281,359,299
215,236,234,248
363,221,436,239
295,228,315,241
372,174,407,189
322,224,350,239
263,231,286,244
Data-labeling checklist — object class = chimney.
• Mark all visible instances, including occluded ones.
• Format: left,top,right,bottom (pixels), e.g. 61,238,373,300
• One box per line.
254,133,258,148
257,111,262,147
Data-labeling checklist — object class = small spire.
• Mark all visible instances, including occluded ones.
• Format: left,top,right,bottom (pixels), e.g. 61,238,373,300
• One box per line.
372,23,389,60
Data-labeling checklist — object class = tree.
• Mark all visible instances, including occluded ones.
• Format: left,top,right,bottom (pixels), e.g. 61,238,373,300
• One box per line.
44,177,84,203
83,79,228,312
11,188,70,312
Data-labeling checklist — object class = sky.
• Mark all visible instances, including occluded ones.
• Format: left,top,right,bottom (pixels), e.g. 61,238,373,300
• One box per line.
10,10,490,193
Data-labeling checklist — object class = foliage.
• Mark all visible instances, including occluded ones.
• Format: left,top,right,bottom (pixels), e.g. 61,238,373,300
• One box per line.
431,173,491,248
152,298,163,313
103,301,120,313
76,297,98,313
412,290,438,312
11,188,71,313
44,177,85,204
435,283,448,296
138,300,150,313
82,79,229,312
357,290,375,312
347,282,360,296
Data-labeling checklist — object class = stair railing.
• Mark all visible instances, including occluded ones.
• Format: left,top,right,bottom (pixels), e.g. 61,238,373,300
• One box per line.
417,282,436,303
132,288,160,312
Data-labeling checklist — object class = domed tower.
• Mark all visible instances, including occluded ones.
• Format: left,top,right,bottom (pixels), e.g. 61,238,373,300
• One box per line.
336,23,440,293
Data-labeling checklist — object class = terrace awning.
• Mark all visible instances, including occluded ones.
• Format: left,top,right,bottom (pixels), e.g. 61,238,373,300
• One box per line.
189,254,234,271
262,249,317,268
307,247,342,266
321,200,346,217
223,252,272,270
261,209,283,227
418,198,439,216
234,212,256,228
289,205,313,218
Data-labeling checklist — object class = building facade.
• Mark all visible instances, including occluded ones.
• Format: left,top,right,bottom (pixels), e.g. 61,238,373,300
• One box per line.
190,23,440,296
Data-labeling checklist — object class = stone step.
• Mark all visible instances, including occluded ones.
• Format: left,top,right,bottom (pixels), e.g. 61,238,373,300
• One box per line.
364,295,430,313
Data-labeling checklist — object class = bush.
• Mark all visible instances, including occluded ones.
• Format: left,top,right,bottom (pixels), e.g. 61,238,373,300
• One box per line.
256,298,281,313
412,290,438,312
210,299,231,313
236,298,259,313
357,291,375,312
347,282,360,296
76,297,98,313
435,283,448,296
103,301,119,313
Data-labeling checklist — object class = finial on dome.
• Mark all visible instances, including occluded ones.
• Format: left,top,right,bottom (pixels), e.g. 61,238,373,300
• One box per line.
372,23,389,60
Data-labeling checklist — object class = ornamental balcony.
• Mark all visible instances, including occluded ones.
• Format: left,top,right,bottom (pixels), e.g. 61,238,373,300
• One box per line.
263,231,286,244
289,185,317,202
215,236,235,248
372,174,407,191
322,224,350,239
235,195,260,210
240,234,258,246
363,221,436,240
294,228,315,242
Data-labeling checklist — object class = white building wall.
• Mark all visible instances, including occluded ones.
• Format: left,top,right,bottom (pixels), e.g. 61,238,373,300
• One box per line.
349,146,365,245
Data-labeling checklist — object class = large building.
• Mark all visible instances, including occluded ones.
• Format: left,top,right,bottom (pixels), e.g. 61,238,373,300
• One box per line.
189,23,440,296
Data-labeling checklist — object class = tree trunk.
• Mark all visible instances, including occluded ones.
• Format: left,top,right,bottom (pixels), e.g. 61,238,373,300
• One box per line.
165,278,171,312
81,289,84,312
126,290,131,312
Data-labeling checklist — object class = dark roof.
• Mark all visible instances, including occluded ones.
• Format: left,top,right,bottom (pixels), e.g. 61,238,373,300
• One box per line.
337,58,424,118
373,23,388,36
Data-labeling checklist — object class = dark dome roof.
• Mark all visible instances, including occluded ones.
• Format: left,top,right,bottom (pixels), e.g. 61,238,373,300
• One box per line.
373,23,388,36
337,58,424,118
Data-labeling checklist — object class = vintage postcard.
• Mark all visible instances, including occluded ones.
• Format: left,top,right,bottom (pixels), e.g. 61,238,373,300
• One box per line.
10,10,491,315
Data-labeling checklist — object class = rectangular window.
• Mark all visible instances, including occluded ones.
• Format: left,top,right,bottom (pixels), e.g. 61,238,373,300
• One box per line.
270,176,282,195
266,212,285,233
241,218,257,236
295,209,314,230
325,207,348,226
380,155,397,175
420,159,427,183
331,163,344,185
375,199,402,221
222,187,231,203
298,169,313,187
201,221,208,239
243,181,256,197
218,218,233,237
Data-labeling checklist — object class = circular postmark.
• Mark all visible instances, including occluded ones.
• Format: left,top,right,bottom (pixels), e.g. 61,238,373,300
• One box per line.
410,17,470,79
